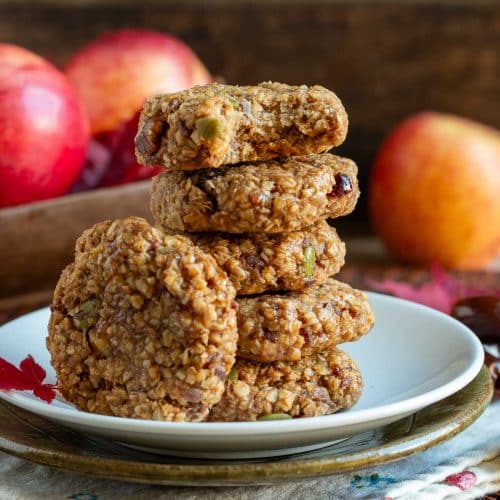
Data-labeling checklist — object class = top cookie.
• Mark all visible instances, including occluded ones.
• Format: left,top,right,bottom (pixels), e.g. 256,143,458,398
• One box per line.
135,82,348,170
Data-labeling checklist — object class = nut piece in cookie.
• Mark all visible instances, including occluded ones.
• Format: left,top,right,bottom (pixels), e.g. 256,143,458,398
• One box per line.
151,153,359,234
208,349,362,422
190,222,346,295
135,82,348,170
46,217,238,422
236,279,374,362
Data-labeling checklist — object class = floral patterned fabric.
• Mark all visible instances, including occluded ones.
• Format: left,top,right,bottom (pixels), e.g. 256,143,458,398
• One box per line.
0,402,498,500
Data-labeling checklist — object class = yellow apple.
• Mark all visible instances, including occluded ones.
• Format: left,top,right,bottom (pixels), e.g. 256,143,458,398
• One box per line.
369,112,500,269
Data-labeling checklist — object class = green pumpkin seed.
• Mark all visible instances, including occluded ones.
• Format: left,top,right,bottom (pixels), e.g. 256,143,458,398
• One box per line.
257,413,292,421
303,245,316,279
195,117,223,140
227,97,239,110
73,318,89,332
228,367,238,382
80,298,100,314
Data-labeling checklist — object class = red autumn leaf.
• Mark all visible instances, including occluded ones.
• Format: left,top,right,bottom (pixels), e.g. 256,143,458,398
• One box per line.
444,471,477,491
367,262,500,314
33,384,56,404
0,355,56,403
20,355,46,384
0,357,33,390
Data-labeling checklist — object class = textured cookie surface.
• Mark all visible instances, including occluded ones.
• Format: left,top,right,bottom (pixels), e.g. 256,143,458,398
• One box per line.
151,154,359,234
47,217,238,422
135,82,348,170
236,279,374,362
208,349,362,422
189,222,345,295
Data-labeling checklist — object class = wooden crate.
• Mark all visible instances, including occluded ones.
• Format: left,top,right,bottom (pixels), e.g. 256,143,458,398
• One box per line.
0,182,150,297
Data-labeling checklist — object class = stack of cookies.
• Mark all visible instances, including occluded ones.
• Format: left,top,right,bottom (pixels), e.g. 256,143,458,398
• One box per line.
47,82,374,423
136,82,374,421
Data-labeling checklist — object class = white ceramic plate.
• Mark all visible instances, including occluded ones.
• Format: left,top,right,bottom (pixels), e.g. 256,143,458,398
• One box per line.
0,292,483,459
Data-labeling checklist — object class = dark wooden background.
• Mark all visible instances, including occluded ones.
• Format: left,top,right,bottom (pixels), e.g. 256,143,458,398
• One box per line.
2,0,500,222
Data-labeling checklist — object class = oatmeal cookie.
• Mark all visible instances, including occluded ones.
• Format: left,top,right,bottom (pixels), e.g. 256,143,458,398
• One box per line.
208,349,362,421
47,217,238,422
236,279,374,362
135,82,348,170
190,222,345,295
151,154,359,234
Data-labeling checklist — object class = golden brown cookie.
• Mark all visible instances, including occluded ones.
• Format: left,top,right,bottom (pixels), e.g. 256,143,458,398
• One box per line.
47,217,238,422
189,222,345,295
236,279,374,362
135,82,348,170
151,154,359,234
208,349,362,422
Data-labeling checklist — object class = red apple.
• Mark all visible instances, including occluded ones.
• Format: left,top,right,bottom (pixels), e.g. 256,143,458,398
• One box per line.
70,138,111,192
369,112,500,269
71,112,162,191
0,44,89,207
65,29,212,135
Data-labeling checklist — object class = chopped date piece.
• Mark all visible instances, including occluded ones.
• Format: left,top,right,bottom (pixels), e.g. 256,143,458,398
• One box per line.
329,173,353,198
451,296,500,344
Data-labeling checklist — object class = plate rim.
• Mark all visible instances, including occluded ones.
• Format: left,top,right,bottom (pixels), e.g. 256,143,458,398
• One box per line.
0,292,485,435
0,365,493,485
